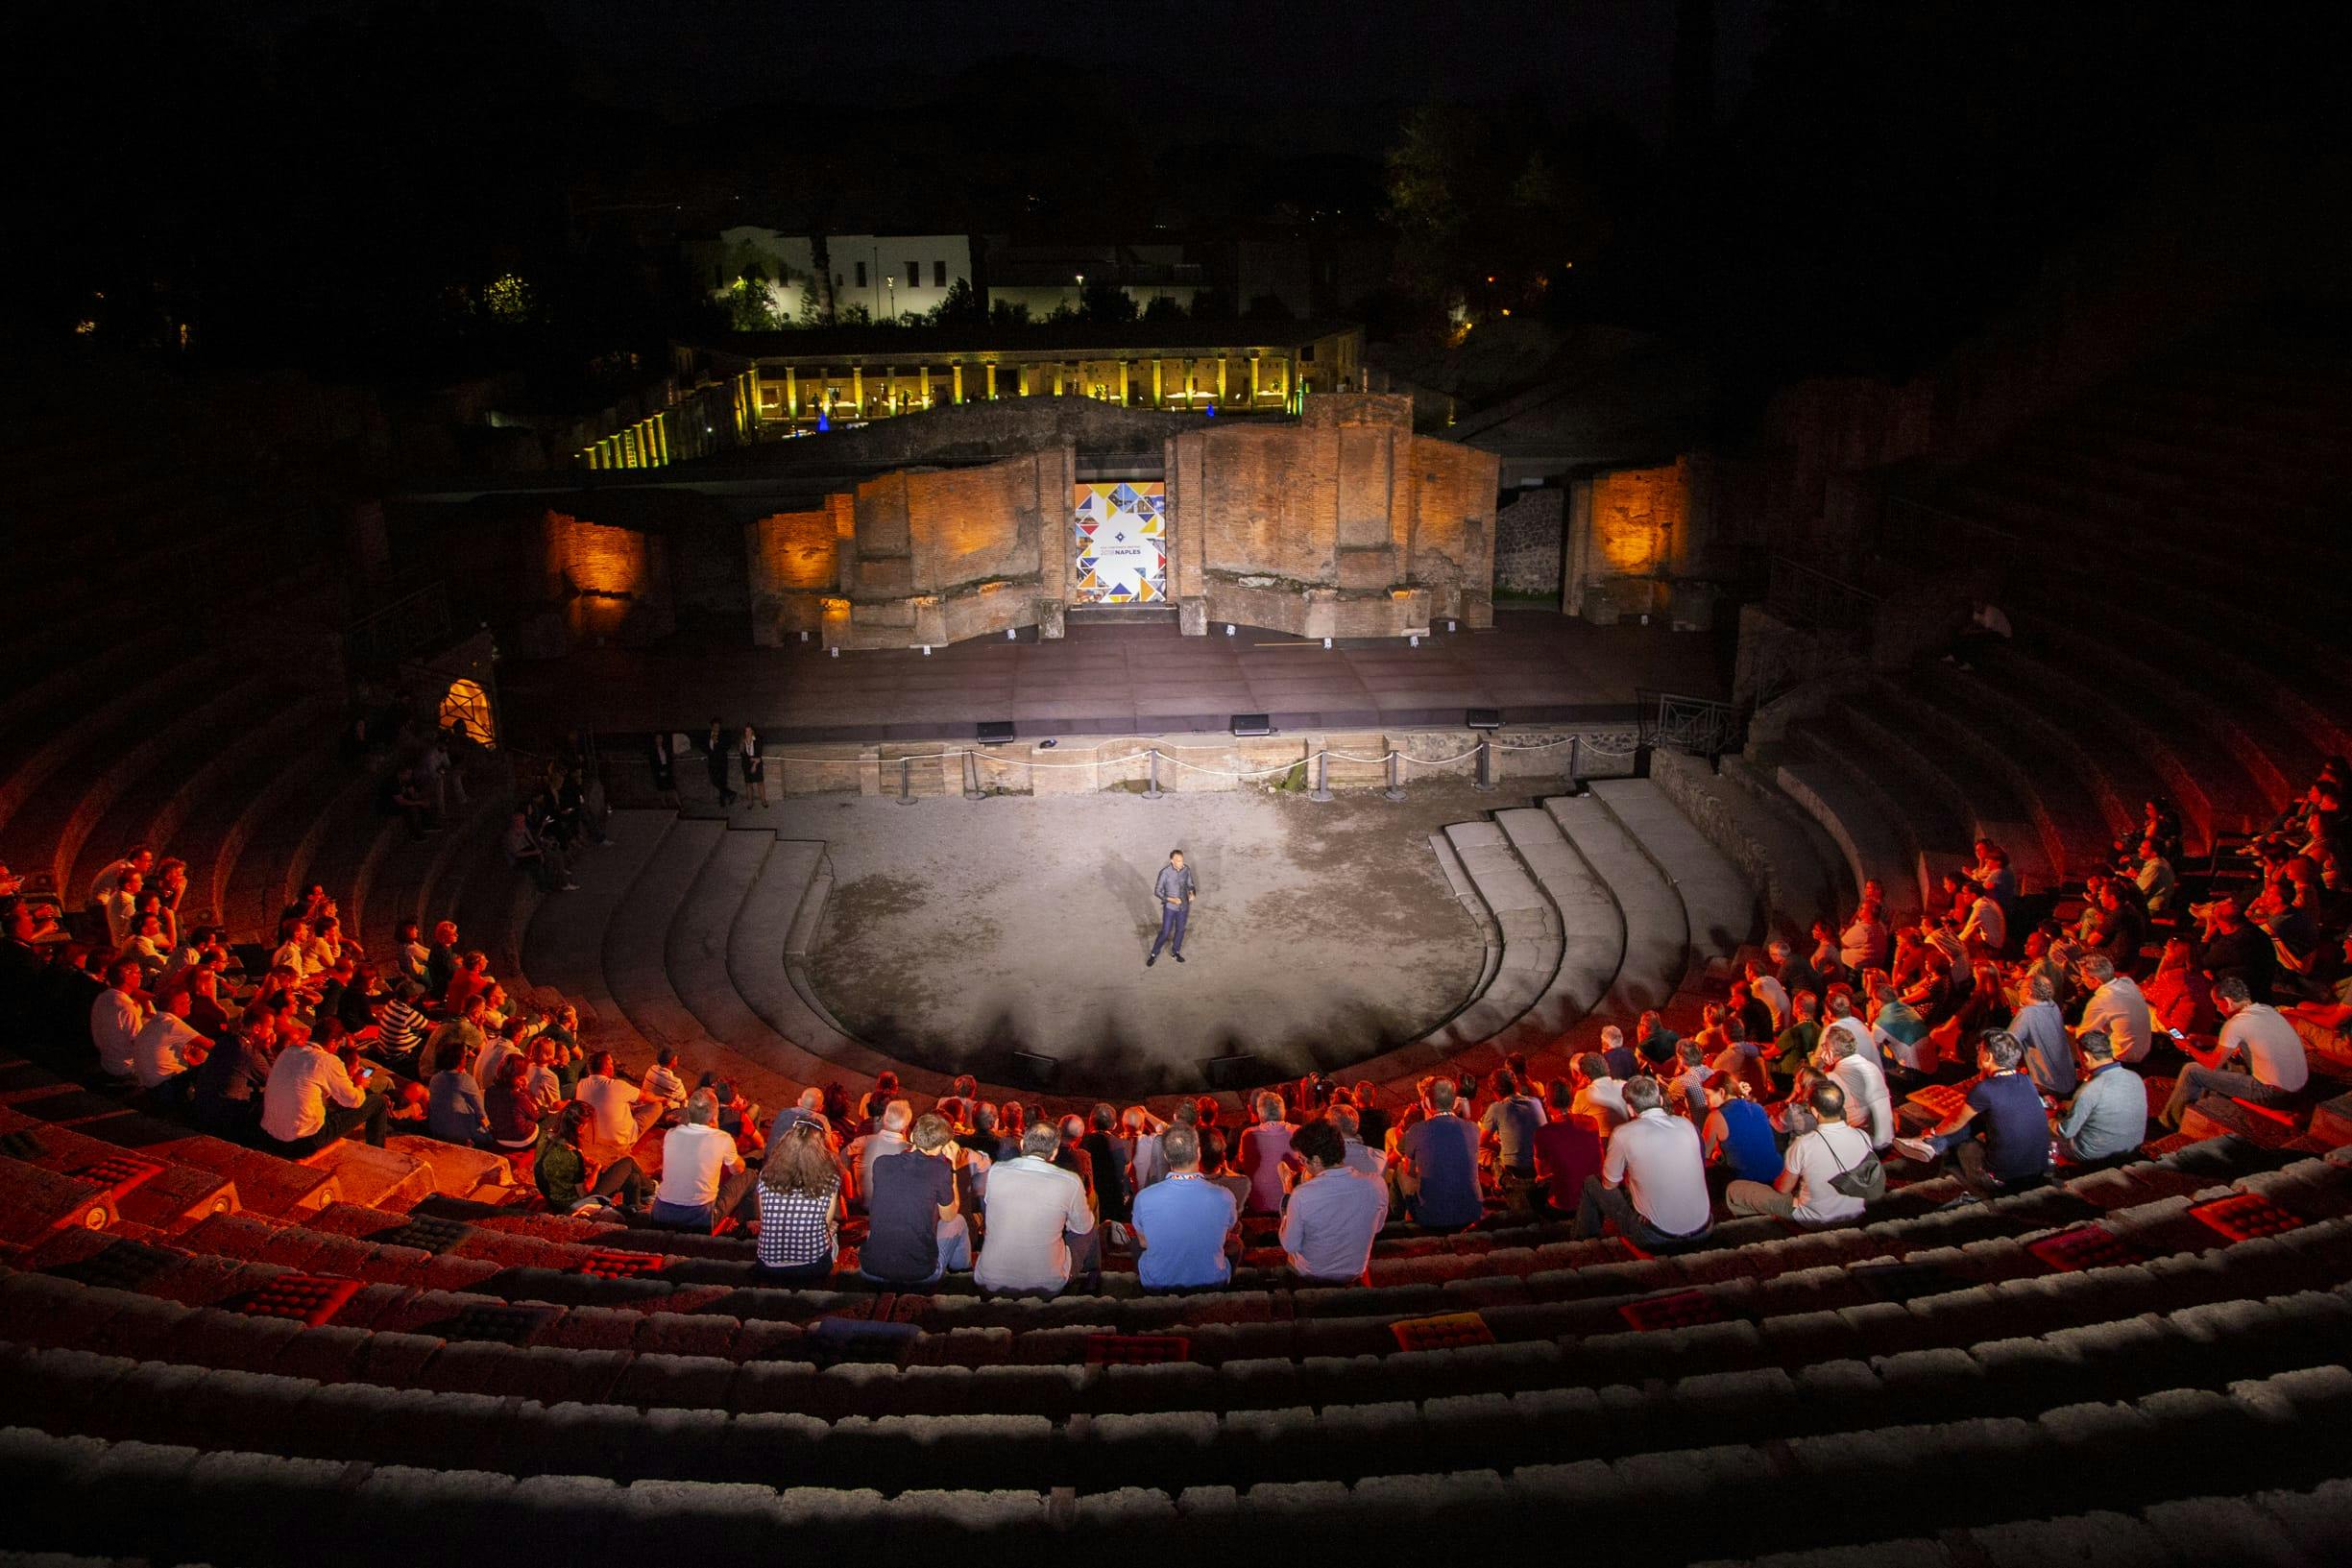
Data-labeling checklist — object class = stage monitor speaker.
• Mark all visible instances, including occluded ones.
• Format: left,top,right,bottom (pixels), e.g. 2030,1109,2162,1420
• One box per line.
1011,1050,1060,1087
1202,1052,1262,1091
1466,707,1503,731
1229,713,1274,737
977,720,1016,746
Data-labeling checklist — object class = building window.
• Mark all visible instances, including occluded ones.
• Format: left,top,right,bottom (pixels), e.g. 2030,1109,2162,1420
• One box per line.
1301,343,1317,362
855,261,867,289
907,261,921,288
934,260,947,287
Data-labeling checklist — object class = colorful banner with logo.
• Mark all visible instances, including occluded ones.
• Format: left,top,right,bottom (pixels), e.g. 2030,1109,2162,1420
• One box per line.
1072,481,1167,604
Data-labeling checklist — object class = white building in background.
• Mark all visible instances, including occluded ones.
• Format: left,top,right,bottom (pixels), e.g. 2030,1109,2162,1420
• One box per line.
694,229,975,324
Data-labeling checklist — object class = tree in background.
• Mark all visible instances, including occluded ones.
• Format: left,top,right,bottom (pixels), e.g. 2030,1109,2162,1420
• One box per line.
929,277,984,326
1078,277,1138,325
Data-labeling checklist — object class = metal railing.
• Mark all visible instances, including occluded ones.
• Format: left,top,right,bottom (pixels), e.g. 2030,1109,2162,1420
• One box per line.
345,580,452,666
1765,555,1880,631
1637,689,1750,760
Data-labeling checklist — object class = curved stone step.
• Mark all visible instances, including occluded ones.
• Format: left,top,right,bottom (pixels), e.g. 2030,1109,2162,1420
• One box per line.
351,791,505,967
732,839,905,1093
1421,819,1565,1049
1767,736,1926,929
1586,778,1763,989
126,696,341,898
2080,570,2352,750
1873,674,2104,888
1427,830,1503,1008
41,670,297,900
1540,794,1684,1016
1650,751,1845,940
157,703,343,929
1978,641,2260,851
1496,806,1624,1026
215,759,370,944
379,786,515,959
665,829,850,1098
1831,689,2050,892
2010,608,2303,821
1807,708,1978,900
602,817,727,1060
0,654,233,875
522,808,677,1043
1917,660,2151,852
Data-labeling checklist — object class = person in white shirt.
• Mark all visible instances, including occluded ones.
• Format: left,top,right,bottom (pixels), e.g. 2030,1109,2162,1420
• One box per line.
1128,1102,1178,1192
2076,955,2154,1064
845,1099,913,1210
1728,1079,1873,1225
1821,992,1879,1072
2162,977,2311,1129
90,960,149,1081
975,1123,1101,1296
2134,840,2176,915
639,1048,689,1112
1957,891,2007,955
132,1000,210,1101
103,874,145,949
1746,959,1792,1034
1816,1029,1894,1149
1571,1076,1713,1248
650,1090,753,1230
89,847,155,913
1568,1051,1630,1132
574,1052,658,1165
260,1038,388,1153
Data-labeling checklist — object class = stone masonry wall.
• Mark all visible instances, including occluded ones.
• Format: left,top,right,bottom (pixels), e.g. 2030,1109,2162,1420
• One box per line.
534,509,674,646
1494,487,1564,597
744,495,852,644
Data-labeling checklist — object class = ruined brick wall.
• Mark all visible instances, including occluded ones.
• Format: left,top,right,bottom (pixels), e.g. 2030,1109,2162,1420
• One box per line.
535,510,673,645
1167,393,1497,638
744,496,850,644
826,447,1071,649
1564,458,1688,623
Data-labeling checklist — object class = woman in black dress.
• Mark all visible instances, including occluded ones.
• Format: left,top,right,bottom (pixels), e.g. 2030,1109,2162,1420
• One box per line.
649,732,680,808
740,723,767,808
705,717,736,806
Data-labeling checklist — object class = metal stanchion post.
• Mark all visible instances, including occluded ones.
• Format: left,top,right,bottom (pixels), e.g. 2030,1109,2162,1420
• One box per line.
1310,748,1332,803
962,750,984,802
898,755,915,805
1567,735,1582,794
1142,748,1163,800
1473,734,1495,792
1384,748,1405,802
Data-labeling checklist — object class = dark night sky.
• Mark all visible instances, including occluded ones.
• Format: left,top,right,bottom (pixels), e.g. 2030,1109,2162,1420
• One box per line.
202,0,1770,145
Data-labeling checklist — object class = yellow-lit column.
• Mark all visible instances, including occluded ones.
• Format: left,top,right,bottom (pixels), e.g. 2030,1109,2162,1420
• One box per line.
786,366,798,423
1152,358,1163,407
952,362,964,404
1118,361,1129,406
1217,356,1227,403
748,367,764,423
884,366,896,414
920,365,932,408
851,364,863,413
1249,354,1261,403
984,362,997,400
1017,366,1029,398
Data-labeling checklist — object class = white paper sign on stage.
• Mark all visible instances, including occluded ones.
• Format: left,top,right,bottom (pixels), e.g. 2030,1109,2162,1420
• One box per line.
1071,481,1167,605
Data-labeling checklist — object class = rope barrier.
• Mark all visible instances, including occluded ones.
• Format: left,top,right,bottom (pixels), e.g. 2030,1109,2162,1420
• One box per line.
645,727,1644,784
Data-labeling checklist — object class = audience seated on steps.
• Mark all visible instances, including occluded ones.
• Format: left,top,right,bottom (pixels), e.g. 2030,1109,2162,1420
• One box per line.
976,1122,1099,1296
1727,1077,1875,1226
1891,1030,2051,1200
259,1025,390,1155
1570,1073,1713,1249
1814,1024,1895,1150
574,1049,659,1167
2008,974,2076,1096
2285,931,2352,1069
2056,1028,2146,1168
650,1087,756,1231
2077,953,2155,1064
1279,1117,1388,1284
1131,1121,1241,1291
845,1098,912,1209
2162,975,2311,1129
537,1098,647,1215
1396,1075,1482,1230
861,1112,971,1285
424,1035,490,1146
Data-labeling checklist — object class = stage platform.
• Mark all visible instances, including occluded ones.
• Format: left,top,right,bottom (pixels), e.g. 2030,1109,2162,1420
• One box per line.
497,607,1725,748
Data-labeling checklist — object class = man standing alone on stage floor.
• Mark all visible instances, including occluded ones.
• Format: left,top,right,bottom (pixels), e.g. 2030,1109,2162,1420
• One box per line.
1147,849,1197,968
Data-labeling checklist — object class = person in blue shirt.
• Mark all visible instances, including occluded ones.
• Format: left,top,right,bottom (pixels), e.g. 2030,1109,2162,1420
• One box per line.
1129,1124,1239,1291
1891,1031,2052,1199
1700,1076,1782,1187
1396,1076,1484,1230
